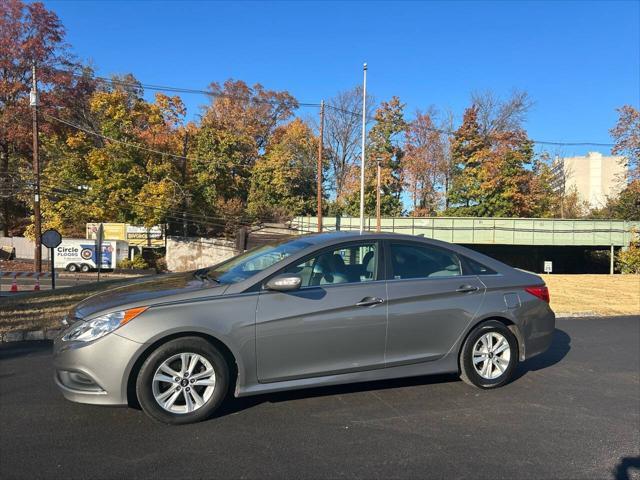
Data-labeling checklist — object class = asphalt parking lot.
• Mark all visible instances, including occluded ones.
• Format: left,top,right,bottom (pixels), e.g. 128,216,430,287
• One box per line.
1,316,638,480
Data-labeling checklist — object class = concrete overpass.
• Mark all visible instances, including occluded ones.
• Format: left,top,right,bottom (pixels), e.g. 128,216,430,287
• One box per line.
292,216,639,274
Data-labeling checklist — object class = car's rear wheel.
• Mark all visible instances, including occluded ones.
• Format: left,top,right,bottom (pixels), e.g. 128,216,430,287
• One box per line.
136,337,229,424
459,320,518,389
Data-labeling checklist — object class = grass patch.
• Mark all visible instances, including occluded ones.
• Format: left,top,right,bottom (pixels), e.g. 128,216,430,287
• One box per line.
541,274,640,315
1,279,133,334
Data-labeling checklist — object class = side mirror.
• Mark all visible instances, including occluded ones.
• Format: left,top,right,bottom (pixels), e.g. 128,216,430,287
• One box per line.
265,273,302,292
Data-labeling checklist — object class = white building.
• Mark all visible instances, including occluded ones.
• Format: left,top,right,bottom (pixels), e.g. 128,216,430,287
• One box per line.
553,152,627,209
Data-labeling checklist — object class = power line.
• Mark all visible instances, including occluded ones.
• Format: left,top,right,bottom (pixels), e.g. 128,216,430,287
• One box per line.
5,171,258,227
38,184,255,230
52,66,322,108
325,105,615,147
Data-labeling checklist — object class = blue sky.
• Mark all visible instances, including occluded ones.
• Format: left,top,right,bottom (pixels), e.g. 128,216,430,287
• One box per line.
45,0,639,157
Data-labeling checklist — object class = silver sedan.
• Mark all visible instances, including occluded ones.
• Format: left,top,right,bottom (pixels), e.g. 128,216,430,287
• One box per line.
53,232,555,424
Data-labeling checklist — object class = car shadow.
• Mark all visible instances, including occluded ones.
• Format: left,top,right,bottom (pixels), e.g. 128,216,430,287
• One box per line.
614,456,640,480
214,328,572,420
512,328,571,381
214,372,461,418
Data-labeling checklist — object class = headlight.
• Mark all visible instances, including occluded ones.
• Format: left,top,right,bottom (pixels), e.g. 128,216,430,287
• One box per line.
62,307,148,342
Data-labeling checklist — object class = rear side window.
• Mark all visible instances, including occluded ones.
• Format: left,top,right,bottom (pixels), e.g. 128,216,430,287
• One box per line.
464,257,497,275
389,243,461,279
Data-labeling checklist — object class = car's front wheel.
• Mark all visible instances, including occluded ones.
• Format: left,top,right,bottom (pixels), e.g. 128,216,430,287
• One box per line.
136,337,229,424
459,320,518,389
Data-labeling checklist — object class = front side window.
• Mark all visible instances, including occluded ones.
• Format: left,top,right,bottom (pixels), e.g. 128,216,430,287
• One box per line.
390,243,461,279
284,242,378,287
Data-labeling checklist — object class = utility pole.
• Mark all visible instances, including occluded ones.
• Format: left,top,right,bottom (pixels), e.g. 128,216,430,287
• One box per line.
31,63,42,273
376,160,381,232
181,131,189,237
317,100,324,233
359,63,367,234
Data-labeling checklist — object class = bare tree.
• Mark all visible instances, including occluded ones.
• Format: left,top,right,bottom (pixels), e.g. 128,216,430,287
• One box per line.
471,90,533,141
324,86,375,199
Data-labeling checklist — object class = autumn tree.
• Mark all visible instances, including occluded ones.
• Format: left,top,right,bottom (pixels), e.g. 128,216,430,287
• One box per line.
446,102,547,217
0,0,87,235
31,80,188,236
403,108,447,215
247,119,319,221
190,80,299,227
342,97,406,216
323,86,375,202
611,105,640,181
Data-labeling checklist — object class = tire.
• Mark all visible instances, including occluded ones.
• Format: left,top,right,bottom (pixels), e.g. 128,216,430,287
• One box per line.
136,337,229,425
459,320,518,389
66,263,78,273
80,264,91,273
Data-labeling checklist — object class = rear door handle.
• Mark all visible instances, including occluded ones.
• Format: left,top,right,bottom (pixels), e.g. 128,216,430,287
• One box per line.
356,296,385,307
456,285,479,293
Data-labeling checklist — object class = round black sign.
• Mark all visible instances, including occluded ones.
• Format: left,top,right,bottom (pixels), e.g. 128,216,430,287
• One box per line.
41,229,62,249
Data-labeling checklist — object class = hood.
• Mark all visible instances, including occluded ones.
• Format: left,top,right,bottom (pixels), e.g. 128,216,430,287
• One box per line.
69,271,227,321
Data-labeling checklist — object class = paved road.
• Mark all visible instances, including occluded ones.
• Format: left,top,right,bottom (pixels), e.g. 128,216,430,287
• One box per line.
1,317,638,479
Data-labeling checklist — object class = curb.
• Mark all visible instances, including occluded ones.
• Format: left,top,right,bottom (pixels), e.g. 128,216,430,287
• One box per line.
1,329,61,343
555,312,600,318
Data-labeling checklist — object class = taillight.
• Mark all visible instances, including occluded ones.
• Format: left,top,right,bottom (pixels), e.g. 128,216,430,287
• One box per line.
524,285,550,303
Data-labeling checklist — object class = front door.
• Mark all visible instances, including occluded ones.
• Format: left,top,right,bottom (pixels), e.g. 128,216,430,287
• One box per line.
255,241,387,383
384,241,485,366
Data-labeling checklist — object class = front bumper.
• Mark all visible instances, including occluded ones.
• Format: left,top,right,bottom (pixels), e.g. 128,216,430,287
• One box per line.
53,331,144,406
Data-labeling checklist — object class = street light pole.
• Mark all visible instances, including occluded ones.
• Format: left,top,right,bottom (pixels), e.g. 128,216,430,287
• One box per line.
317,100,324,232
376,160,381,232
359,63,367,234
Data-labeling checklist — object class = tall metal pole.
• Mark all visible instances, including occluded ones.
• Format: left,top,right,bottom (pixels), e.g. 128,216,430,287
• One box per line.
376,160,381,232
359,63,367,234
181,131,189,238
31,63,42,273
317,100,325,232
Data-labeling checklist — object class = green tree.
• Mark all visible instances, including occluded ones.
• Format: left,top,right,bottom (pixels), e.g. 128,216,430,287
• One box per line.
446,104,547,217
342,97,406,216
247,119,319,221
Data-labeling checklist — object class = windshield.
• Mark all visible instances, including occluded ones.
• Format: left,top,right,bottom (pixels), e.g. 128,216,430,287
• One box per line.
203,238,313,284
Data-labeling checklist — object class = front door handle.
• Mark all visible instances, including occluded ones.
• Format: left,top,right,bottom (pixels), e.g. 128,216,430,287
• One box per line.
456,285,479,293
356,296,385,307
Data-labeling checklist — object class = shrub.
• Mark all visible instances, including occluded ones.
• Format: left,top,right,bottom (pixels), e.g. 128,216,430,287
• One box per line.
117,256,149,270
616,243,640,274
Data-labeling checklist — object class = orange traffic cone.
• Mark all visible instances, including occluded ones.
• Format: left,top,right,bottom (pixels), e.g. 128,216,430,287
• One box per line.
10,275,18,293
34,275,40,291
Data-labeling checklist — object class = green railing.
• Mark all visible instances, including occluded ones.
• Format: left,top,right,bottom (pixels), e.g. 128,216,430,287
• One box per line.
292,216,639,247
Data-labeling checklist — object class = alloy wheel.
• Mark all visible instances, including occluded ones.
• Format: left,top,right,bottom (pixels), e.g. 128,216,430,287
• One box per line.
151,352,216,414
471,332,511,380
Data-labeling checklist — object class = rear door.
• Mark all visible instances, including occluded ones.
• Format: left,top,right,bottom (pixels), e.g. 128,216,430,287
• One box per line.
384,241,485,366
255,240,387,383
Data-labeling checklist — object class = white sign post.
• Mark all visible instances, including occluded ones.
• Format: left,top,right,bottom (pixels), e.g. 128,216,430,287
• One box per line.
544,261,553,274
